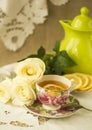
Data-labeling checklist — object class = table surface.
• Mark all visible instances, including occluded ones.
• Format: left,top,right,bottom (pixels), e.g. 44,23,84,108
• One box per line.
0,63,92,130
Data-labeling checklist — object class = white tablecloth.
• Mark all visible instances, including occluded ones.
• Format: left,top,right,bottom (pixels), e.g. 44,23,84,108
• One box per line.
0,63,92,130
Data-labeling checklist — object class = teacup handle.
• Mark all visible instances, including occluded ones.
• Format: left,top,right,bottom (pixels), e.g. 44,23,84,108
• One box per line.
69,79,77,92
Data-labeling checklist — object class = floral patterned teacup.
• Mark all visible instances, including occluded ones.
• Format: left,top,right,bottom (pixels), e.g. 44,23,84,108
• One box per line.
36,75,72,110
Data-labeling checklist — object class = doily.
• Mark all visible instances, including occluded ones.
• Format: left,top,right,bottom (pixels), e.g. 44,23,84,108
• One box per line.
0,0,69,51
50,0,69,5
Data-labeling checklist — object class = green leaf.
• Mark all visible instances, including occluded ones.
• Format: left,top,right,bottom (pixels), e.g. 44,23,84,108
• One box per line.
53,41,60,54
27,54,38,58
52,51,76,75
60,51,76,67
37,46,45,58
18,46,45,62
18,54,38,62
43,54,54,74
18,41,76,75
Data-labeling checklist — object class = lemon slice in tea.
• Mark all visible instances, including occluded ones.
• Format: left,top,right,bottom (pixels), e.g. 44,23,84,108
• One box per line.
44,84,65,91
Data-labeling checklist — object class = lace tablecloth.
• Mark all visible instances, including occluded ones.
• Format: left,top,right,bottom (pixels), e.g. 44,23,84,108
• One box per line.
0,0,68,51
0,63,92,130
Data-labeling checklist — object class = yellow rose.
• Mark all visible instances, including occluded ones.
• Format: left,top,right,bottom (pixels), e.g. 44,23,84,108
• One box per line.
12,76,36,106
0,78,12,103
14,58,45,83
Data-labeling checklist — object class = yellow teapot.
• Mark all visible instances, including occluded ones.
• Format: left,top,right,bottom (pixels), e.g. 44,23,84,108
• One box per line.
59,7,92,75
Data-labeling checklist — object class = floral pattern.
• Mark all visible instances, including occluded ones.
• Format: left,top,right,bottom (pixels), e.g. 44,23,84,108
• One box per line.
37,92,68,106
26,95,78,118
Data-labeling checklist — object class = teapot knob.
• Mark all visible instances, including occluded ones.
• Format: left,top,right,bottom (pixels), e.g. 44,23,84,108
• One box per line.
71,7,92,31
80,7,89,16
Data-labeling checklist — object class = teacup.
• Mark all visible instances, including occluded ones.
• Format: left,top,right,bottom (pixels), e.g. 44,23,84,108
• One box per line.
36,75,72,110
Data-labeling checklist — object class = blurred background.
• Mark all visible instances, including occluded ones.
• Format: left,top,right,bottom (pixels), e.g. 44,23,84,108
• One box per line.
0,0,92,66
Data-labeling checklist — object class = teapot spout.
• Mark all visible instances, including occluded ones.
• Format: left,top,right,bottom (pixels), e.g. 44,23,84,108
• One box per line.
59,20,65,27
59,20,72,34
59,20,71,28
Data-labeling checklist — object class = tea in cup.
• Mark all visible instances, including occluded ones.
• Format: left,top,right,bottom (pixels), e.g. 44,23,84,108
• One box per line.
36,75,71,110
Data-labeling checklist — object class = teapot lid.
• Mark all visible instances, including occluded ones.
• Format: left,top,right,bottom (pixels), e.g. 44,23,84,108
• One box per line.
71,7,92,31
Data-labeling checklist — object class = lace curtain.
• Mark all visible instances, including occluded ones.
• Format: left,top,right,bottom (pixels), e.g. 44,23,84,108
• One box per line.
0,0,69,51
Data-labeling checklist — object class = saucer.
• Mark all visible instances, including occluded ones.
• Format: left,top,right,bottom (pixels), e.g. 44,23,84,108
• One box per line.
26,95,80,118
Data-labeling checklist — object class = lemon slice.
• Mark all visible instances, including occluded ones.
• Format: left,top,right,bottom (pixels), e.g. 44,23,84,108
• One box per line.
64,74,82,90
73,73,89,89
78,86,92,91
87,75,92,86
43,84,62,96
43,84,64,91
78,75,92,91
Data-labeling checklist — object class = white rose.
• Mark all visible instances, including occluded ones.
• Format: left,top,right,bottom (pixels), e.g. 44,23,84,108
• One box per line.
14,58,45,83
0,68,10,81
12,76,36,106
0,78,12,103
